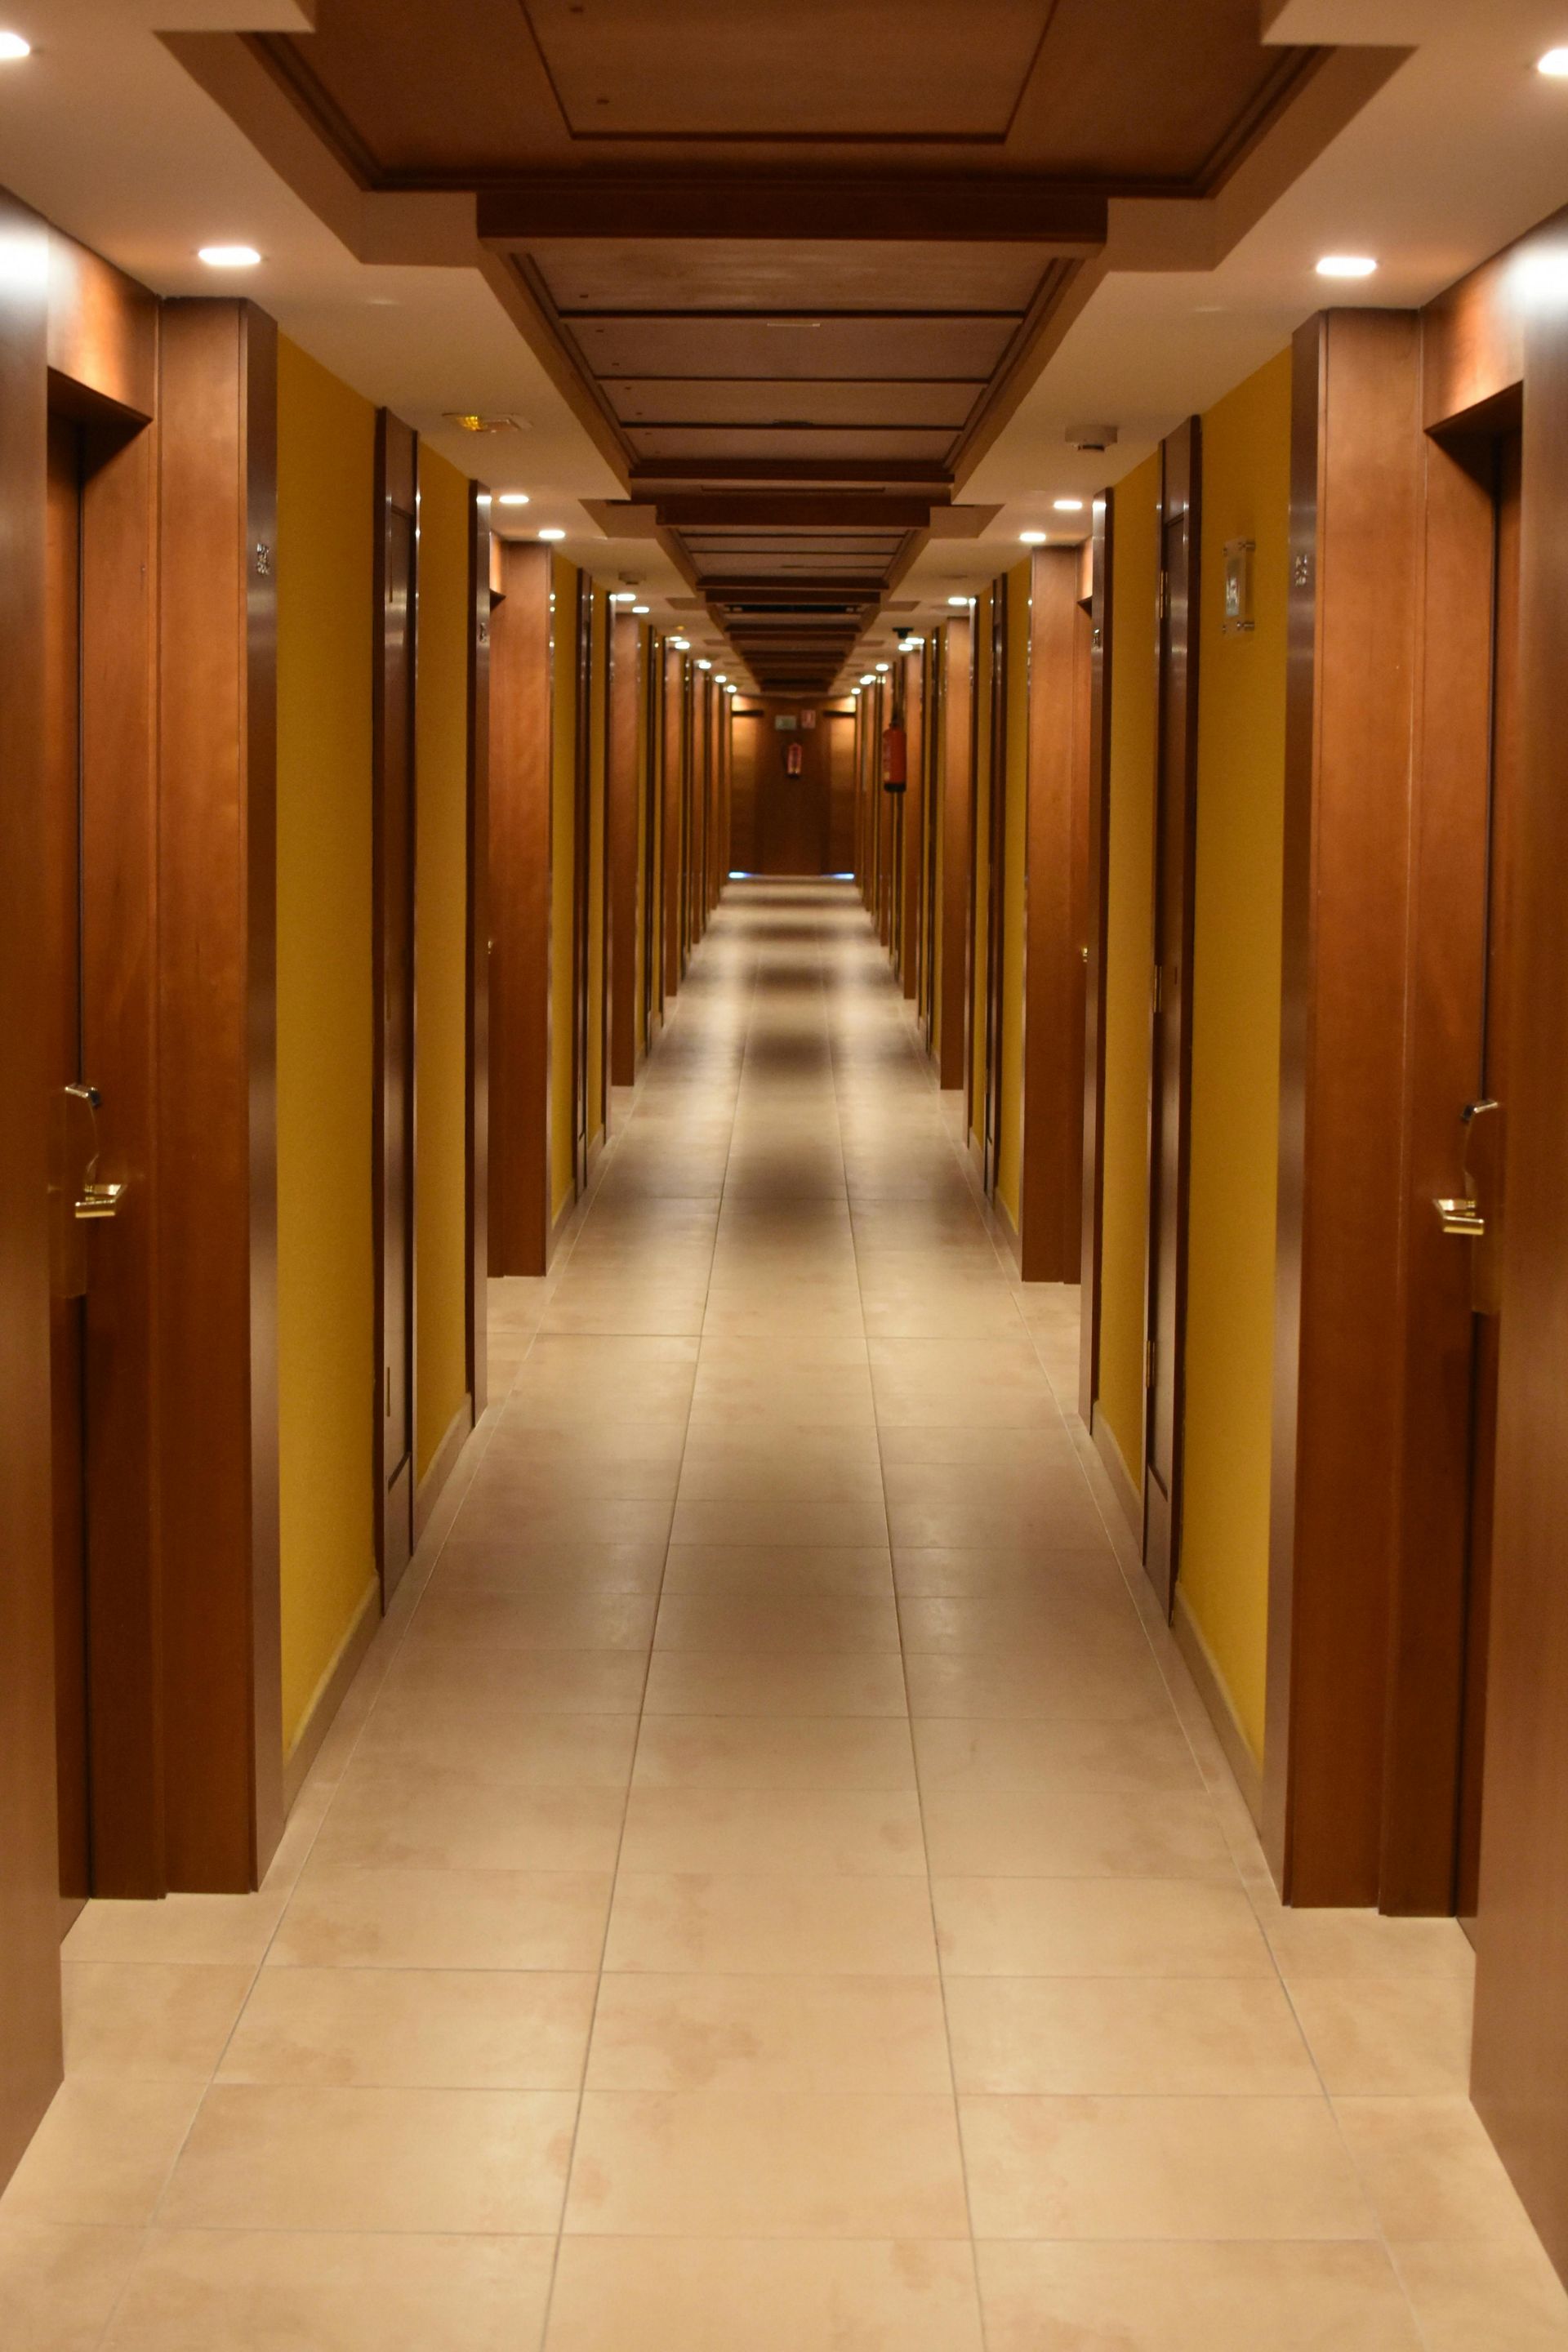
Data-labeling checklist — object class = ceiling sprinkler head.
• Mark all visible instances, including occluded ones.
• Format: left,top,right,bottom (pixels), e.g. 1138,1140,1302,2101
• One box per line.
1066,421,1119,453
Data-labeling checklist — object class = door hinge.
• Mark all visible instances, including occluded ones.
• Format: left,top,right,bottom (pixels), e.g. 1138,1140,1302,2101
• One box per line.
1156,569,1169,622
1145,1339,1157,1391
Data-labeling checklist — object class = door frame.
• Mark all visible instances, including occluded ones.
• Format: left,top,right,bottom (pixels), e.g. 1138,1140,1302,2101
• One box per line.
371,409,418,1603
1142,416,1202,1615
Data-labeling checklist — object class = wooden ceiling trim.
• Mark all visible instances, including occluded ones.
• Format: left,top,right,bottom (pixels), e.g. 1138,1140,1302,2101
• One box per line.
656,493,938,530
629,460,953,488
477,181,1107,247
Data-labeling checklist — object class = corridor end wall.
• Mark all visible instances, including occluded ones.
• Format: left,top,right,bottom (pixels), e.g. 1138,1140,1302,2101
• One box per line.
274,336,377,1754
1178,349,1291,1772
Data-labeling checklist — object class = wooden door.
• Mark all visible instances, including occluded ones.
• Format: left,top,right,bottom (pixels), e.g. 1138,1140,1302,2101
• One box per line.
982,577,1009,1195
45,413,91,1928
373,413,416,1599
1143,419,1201,1614
1455,426,1521,1928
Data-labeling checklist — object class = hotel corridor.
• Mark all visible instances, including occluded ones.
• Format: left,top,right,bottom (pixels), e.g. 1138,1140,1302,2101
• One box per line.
3,878,1544,2350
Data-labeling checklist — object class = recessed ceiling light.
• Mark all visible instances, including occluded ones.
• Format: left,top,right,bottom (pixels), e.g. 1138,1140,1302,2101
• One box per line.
874,662,890,672
0,30,31,58
1538,46,1568,74
537,527,566,541
670,636,690,649
198,244,261,269
697,658,712,670
947,595,970,608
859,672,875,684
632,604,650,614
1020,529,1048,545
715,673,728,683
1316,254,1377,278
497,492,530,506
476,492,492,506
1053,498,1085,512
610,590,638,602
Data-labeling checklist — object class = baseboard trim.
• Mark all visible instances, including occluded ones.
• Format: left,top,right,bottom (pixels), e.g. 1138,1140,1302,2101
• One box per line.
546,1187,576,1265
413,1393,473,1548
995,1191,1022,1272
1173,1589,1264,1830
1089,1405,1143,1542
282,1575,380,1813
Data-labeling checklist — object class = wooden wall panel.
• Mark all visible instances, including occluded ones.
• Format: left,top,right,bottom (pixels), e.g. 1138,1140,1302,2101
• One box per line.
1264,311,1423,1905
1471,207,1568,2278
74,306,161,1898
1020,547,1089,1281
938,615,973,1089
901,648,925,996
608,608,640,1084
662,644,684,995
1079,497,1113,1412
466,499,491,1413
0,186,63,2187
487,540,553,1274
156,300,283,1890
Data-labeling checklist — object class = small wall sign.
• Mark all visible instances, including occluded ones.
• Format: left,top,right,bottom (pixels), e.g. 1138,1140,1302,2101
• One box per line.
1223,537,1255,635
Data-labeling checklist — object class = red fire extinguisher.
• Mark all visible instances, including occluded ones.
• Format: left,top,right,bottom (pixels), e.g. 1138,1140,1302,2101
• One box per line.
881,724,907,793
786,740,804,777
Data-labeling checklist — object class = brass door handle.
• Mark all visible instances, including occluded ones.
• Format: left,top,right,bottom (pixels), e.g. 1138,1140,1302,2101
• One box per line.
74,1181,124,1221
1436,1196,1485,1238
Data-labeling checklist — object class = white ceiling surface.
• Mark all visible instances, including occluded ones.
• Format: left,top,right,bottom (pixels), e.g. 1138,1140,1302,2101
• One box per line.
6,2,1568,648
905,0,1568,612
0,0,698,612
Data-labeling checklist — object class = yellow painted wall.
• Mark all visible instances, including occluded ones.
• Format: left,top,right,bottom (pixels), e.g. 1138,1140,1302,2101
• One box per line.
1178,350,1292,1762
414,448,470,1482
550,555,578,1222
996,561,1031,1224
969,587,993,1143
586,586,607,1148
274,337,377,1753
1098,448,1162,1487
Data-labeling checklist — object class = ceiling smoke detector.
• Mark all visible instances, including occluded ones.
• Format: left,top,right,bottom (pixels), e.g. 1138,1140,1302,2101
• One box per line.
1066,421,1119,452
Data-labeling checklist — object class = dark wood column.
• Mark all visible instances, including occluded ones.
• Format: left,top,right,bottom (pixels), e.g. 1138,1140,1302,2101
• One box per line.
487,539,553,1275
937,613,973,1089
156,299,283,1890
1264,310,1423,1905
1020,546,1089,1281
608,607,641,1085
466,495,492,1411
0,187,62,2186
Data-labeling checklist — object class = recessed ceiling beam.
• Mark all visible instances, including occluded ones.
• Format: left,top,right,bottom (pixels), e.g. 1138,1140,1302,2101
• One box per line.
658,494,935,530
478,181,1107,247
631,458,952,489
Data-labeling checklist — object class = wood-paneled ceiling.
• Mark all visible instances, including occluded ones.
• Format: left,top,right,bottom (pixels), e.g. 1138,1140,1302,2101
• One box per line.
252,0,1334,689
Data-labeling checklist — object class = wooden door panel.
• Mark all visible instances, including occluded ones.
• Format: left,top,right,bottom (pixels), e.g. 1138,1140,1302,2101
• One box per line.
1144,420,1201,1615
374,413,416,1598
46,412,90,1926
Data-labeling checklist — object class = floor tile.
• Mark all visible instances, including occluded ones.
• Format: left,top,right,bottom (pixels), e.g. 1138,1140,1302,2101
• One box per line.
654,1592,901,1652
546,2237,984,2351
633,1714,915,1789
311,1762,628,1873
618,1785,925,1875
933,1874,1273,1976
977,2241,1421,2350
959,2092,1373,2239
586,1972,951,2093
1334,2095,1544,2244
0,2220,143,2352
102,2230,556,2352
220,1967,597,2089
661,1543,893,1595
945,1974,1317,2094
1289,1973,1473,2095
160,2083,577,2234
62,1963,254,2082
641,1647,910,1717
274,1864,612,1971
921,1787,1232,1878
604,1873,939,1976
912,1713,1200,1795
1394,2238,1568,2351
564,2088,969,2237
0,2079,203,2225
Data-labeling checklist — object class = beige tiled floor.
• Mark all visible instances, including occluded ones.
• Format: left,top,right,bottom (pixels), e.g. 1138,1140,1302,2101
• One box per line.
6,878,1566,2348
